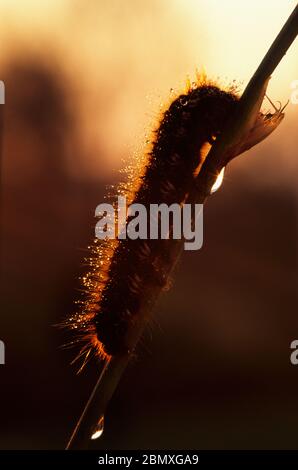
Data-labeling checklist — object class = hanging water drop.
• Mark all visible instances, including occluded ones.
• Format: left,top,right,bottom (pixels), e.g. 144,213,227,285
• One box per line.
90,416,104,440
211,167,225,194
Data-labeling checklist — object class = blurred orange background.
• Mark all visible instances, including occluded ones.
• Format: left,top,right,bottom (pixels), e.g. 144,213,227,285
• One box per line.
0,0,297,449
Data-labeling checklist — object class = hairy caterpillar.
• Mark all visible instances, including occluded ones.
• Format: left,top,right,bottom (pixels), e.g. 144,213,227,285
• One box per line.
65,75,285,363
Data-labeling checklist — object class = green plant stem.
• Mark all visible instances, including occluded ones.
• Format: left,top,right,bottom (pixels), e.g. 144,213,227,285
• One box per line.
66,4,298,450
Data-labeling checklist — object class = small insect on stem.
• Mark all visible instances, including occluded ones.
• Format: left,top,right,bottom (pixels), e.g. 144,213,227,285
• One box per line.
265,94,289,114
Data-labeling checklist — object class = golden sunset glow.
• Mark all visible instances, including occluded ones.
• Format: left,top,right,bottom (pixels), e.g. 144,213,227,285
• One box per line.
0,1,297,179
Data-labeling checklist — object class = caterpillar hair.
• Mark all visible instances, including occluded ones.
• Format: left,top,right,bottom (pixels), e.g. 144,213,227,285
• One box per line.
64,75,285,364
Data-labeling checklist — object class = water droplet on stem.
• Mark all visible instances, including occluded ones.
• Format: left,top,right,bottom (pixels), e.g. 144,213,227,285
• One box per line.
211,167,225,194
90,416,104,440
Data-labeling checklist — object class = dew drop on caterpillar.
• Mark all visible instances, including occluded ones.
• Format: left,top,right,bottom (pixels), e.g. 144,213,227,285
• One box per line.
64,75,285,364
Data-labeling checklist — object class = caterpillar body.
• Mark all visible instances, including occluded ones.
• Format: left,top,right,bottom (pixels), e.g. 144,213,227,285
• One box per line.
65,76,285,363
